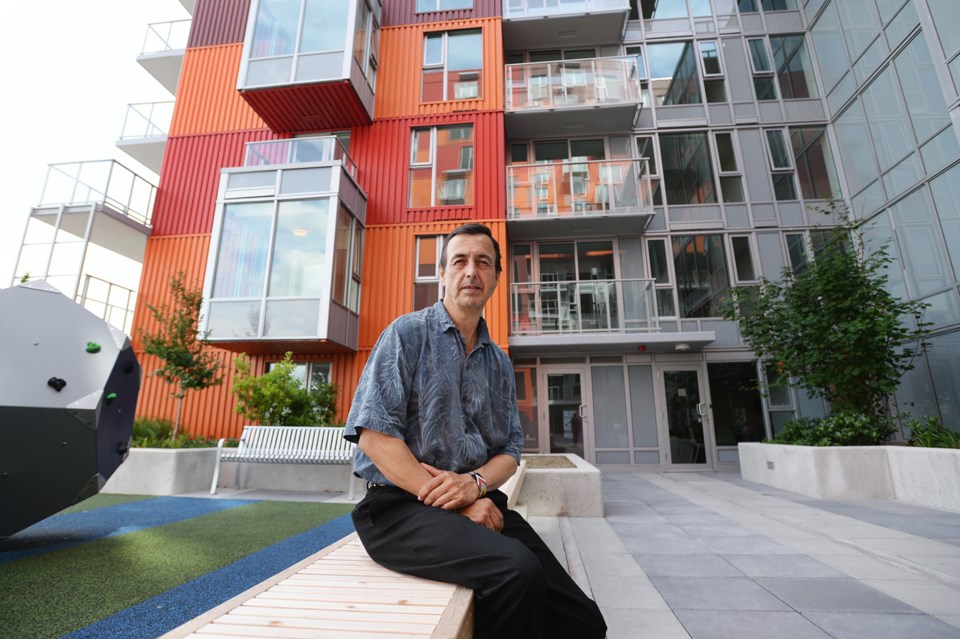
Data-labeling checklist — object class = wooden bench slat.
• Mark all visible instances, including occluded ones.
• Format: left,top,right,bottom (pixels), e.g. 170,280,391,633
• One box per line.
242,599,449,616
191,624,430,638
214,612,438,633
230,607,443,626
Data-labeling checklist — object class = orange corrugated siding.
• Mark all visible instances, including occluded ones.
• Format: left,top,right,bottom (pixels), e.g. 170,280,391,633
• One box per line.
375,18,503,119
152,129,279,236
351,111,505,225
170,44,267,136
359,220,509,350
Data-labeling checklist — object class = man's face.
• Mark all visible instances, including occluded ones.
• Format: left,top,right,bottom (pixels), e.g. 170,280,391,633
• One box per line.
440,233,499,313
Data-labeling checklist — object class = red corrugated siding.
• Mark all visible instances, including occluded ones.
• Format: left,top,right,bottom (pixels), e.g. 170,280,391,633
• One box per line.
152,129,279,237
382,0,501,27
188,0,251,48
376,19,503,119
358,220,509,350
351,111,505,225
240,81,372,134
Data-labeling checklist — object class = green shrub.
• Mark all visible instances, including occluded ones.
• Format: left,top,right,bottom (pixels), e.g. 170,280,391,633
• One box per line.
907,416,960,448
232,352,338,426
131,417,222,448
769,412,897,446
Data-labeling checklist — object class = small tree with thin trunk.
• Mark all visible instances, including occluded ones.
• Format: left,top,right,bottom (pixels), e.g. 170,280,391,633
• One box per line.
141,271,223,440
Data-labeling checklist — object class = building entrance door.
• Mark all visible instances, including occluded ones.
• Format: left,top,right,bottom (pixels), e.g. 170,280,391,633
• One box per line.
540,366,592,461
658,364,714,469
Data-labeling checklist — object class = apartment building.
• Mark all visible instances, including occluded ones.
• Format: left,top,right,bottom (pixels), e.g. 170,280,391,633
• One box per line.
17,0,958,470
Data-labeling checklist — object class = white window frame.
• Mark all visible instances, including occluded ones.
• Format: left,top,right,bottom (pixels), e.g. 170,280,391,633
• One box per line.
414,235,444,309
712,131,744,203
728,234,759,284
416,0,474,13
764,128,794,171
422,29,482,103
697,40,724,77
266,360,333,389
646,237,678,319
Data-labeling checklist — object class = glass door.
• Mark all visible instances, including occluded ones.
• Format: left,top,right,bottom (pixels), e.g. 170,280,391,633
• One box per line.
658,365,714,469
541,366,591,460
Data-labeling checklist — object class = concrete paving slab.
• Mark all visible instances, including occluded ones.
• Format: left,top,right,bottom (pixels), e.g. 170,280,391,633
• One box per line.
603,608,690,639
637,554,743,578
696,535,798,555
620,535,711,555
754,577,919,613
861,579,960,615
803,612,960,639
591,574,672,610
579,551,648,579
673,610,833,639
649,576,792,611
721,553,846,578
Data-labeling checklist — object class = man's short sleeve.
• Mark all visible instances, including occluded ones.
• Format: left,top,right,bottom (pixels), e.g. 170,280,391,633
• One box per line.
343,324,412,443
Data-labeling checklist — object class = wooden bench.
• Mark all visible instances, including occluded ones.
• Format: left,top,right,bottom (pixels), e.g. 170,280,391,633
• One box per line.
169,460,528,639
211,425,357,499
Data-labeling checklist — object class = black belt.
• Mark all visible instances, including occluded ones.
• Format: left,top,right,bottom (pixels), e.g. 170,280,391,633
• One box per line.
366,481,389,490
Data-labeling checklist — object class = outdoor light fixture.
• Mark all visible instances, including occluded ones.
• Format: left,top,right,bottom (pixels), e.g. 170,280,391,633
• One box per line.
675,343,691,352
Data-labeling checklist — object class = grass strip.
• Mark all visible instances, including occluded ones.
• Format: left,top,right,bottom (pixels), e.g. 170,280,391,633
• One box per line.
0,500,352,639
59,494,154,515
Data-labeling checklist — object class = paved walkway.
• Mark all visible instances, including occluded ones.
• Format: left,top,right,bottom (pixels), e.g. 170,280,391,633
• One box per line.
189,470,960,639
555,470,960,639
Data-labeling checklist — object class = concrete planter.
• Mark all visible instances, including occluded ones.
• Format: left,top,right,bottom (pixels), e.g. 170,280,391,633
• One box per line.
516,453,603,517
739,442,960,512
102,448,218,496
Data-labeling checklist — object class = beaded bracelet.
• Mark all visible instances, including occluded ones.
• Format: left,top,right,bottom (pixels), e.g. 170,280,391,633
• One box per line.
468,471,488,497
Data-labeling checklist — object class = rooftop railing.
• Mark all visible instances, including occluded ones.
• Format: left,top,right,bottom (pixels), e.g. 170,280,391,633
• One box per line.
37,161,156,226
243,137,357,178
503,0,629,20
118,102,175,140
507,158,652,220
505,56,640,112
140,19,191,55
511,278,659,336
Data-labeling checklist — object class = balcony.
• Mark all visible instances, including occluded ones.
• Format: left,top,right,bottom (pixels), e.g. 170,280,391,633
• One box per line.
502,0,630,49
238,0,381,133
505,57,641,138
115,102,174,174
200,136,366,355
506,158,653,239
13,161,155,319
137,19,190,94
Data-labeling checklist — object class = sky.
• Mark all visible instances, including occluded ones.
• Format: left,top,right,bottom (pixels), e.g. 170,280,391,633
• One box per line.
0,0,190,287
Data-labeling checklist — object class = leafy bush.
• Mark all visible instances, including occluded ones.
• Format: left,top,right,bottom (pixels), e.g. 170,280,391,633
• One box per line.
131,417,223,448
232,352,338,426
769,412,897,446
907,416,960,448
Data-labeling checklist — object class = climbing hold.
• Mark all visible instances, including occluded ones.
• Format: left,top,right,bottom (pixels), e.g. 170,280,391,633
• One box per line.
47,377,67,392
106,392,118,404
86,342,101,353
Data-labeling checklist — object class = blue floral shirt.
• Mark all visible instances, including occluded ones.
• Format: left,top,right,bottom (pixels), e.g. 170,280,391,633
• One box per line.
344,301,523,485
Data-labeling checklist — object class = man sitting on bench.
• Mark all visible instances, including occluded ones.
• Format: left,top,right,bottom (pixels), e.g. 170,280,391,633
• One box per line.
344,223,606,639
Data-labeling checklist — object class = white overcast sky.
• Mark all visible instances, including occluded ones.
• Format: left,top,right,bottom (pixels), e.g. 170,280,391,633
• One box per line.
0,0,189,286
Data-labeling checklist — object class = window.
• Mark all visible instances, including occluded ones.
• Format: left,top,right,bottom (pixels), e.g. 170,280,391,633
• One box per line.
698,41,727,103
671,235,731,318
765,129,798,200
730,236,757,282
647,42,702,105
625,46,653,108
713,132,744,203
267,360,332,390
646,238,676,317
785,232,808,272
747,38,778,101
636,136,662,205
422,29,482,102
353,0,379,89
659,132,717,204
417,0,472,11
790,127,838,200
770,35,817,99
408,124,474,208
414,235,443,310
738,0,797,11
331,207,363,313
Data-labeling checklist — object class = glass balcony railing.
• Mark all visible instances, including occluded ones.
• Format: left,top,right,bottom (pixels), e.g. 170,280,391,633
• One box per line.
140,19,191,55
243,137,357,179
506,57,640,112
507,158,652,220
503,0,629,20
38,161,156,226
118,102,174,140
511,278,659,336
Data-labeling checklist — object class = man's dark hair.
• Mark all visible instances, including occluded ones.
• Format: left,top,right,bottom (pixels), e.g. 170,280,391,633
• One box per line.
439,223,502,275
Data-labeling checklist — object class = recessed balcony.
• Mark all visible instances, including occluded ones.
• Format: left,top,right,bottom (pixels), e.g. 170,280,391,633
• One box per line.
502,0,630,49
505,57,641,138
115,102,174,174
238,0,381,133
200,136,366,355
506,158,653,239
137,19,190,94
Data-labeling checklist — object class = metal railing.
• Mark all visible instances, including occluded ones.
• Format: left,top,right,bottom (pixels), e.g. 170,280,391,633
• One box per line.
507,158,653,220
243,136,357,178
505,56,641,111
118,102,175,140
140,19,191,55
78,274,137,334
37,161,156,226
503,0,629,20
511,278,659,335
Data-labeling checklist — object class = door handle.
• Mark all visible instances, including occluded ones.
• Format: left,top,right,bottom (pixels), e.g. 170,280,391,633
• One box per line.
696,403,705,416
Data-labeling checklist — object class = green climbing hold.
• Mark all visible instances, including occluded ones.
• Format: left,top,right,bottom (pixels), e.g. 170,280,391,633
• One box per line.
106,392,118,403
86,342,101,353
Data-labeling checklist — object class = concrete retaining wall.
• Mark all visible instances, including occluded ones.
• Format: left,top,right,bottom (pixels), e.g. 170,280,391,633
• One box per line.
103,448,218,496
517,454,603,517
739,443,960,512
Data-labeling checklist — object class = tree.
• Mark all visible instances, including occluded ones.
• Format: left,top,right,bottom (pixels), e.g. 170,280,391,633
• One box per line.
141,271,223,440
724,204,928,418
232,352,338,426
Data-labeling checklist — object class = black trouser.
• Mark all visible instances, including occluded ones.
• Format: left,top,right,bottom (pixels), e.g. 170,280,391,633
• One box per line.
352,486,607,639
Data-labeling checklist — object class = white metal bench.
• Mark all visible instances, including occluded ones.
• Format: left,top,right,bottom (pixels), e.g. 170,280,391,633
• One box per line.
211,425,357,499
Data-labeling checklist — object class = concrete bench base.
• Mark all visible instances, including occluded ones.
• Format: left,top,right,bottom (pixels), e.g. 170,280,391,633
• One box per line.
516,454,603,517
